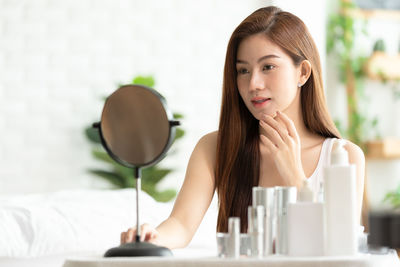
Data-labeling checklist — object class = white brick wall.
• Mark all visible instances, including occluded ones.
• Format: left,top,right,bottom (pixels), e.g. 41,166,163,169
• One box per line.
0,0,275,194
0,0,332,196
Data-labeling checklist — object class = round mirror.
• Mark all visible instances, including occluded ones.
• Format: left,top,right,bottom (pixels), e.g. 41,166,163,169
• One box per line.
96,84,178,168
95,84,178,257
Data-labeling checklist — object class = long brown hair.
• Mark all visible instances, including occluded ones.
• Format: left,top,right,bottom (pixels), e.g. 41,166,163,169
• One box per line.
215,6,341,233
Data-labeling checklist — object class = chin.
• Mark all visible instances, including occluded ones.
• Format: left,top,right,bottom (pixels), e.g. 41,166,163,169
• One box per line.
252,109,277,121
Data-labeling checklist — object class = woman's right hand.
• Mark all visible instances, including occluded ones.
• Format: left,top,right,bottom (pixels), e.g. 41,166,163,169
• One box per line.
120,223,159,244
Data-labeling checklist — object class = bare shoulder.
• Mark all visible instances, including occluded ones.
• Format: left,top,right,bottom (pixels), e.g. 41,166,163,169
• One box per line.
343,139,365,165
197,131,218,149
194,131,218,167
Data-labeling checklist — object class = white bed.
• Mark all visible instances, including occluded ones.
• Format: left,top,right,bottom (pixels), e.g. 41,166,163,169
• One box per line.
0,189,218,267
1,189,399,267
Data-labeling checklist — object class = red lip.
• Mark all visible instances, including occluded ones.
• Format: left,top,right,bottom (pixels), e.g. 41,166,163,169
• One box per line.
251,97,271,108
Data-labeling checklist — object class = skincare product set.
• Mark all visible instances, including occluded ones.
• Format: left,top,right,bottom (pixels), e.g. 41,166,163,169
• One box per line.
217,139,360,258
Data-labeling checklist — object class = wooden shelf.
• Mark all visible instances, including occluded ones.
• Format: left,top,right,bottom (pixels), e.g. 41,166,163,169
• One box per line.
349,8,400,21
366,52,400,81
365,138,400,159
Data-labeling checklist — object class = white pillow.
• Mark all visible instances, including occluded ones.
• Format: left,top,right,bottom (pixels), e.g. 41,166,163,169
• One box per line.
0,189,172,257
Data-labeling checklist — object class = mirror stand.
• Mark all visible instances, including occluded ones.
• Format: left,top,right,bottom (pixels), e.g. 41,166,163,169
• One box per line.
104,166,173,257
95,84,178,257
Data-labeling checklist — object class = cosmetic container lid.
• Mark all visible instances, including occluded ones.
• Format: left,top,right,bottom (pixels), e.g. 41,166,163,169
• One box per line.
298,179,314,202
252,186,275,210
228,217,240,235
331,139,349,165
275,186,297,215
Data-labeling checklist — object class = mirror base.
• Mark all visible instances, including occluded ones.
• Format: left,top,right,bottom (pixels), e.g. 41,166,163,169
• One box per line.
104,241,173,257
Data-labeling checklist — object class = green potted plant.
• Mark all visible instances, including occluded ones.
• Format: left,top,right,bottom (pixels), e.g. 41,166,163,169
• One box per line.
384,185,400,209
327,0,380,148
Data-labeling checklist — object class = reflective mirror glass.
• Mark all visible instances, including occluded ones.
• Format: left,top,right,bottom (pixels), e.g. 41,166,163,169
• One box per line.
100,85,172,167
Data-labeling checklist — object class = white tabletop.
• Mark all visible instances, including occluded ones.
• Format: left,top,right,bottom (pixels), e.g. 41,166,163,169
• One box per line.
63,251,400,267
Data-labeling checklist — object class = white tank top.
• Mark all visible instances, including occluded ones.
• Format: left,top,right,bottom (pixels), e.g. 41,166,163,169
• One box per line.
307,138,337,201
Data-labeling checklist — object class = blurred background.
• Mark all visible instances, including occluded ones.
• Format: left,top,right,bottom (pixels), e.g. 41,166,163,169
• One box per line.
0,0,399,212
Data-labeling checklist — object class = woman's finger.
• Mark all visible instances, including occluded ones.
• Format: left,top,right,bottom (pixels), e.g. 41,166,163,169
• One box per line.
264,114,291,144
276,111,300,143
260,134,278,154
274,115,296,148
121,232,126,244
151,231,158,240
126,227,136,243
260,116,285,147
140,224,152,241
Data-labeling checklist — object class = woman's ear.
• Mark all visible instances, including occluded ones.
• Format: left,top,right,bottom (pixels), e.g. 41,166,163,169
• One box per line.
299,60,311,86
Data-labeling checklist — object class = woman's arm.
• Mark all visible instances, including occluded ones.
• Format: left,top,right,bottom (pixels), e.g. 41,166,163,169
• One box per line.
344,141,366,225
121,131,218,249
153,131,217,248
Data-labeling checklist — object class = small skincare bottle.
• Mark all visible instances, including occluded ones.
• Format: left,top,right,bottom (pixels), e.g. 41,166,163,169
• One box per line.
287,179,325,256
248,205,265,258
227,217,240,258
252,187,275,256
324,139,357,256
275,186,297,255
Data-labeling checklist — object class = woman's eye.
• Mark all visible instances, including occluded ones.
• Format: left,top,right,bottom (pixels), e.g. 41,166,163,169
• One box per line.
263,65,274,71
237,68,249,75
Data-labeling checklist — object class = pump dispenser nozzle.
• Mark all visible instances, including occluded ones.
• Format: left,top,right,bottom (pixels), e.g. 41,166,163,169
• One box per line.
298,179,314,202
331,139,349,165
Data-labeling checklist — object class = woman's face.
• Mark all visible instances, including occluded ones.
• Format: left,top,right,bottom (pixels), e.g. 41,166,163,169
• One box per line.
236,33,302,120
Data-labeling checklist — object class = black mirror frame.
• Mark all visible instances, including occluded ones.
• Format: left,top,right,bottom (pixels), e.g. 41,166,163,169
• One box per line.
92,84,180,169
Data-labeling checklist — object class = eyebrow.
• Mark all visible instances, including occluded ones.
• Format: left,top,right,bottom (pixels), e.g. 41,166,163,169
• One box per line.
236,54,280,64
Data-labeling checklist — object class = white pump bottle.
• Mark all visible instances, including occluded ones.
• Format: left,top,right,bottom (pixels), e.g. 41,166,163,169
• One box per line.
324,139,358,256
287,179,325,256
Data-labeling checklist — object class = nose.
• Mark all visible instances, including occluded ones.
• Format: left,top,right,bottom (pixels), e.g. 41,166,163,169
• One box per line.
249,70,265,92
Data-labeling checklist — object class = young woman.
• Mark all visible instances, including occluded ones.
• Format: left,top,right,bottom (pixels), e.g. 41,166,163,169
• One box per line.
120,6,365,248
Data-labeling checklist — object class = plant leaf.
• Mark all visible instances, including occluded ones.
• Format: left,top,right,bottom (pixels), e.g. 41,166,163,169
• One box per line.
142,167,172,185
92,150,115,164
85,126,102,144
152,189,177,202
175,128,185,141
132,76,155,87
173,113,184,119
89,169,127,188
